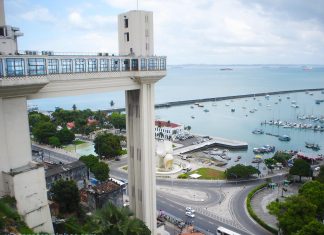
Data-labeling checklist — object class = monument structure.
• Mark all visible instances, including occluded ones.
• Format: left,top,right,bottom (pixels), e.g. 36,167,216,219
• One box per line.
0,1,166,233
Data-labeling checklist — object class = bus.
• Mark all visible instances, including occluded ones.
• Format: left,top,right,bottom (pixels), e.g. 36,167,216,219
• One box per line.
216,226,241,235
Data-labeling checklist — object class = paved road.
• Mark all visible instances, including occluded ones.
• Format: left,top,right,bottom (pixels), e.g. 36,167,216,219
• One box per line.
157,195,251,235
34,145,284,235
32,145,78,164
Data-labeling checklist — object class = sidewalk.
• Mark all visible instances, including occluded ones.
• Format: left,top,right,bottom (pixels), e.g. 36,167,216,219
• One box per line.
251,184,299,229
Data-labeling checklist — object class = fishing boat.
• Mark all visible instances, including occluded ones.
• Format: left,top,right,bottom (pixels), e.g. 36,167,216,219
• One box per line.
191,115,195,119
252,129,264,134
204,109,209,112
278,135,291,141
305,142,320,151
231,108,235,112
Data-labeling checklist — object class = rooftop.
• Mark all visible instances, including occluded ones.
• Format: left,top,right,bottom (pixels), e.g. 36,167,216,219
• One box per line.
155,120,181,128
45,161,86,178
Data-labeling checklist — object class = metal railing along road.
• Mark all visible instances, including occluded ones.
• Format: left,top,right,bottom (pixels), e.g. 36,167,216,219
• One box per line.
0,52,166,79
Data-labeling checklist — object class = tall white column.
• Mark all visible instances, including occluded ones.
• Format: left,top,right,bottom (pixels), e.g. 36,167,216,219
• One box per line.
0,97,31,182
0,0,5,26
126,81,157,234
0,97,54,233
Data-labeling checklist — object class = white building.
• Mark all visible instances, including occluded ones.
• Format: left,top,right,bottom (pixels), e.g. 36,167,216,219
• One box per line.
118,10,154,56
155,120,184,140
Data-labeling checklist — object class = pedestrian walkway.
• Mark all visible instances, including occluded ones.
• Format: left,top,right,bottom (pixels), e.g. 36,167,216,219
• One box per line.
250,185,299,230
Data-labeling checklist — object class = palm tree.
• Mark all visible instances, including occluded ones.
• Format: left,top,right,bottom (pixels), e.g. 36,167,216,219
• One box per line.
110,100,115,108
96,202,150,235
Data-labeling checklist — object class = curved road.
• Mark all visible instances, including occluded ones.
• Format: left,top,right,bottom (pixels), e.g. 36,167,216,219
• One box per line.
108,157,286,235
34,147,282,235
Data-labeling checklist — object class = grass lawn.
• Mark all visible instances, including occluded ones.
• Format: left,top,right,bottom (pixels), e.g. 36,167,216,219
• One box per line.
73,140,86,145
184,167,225,180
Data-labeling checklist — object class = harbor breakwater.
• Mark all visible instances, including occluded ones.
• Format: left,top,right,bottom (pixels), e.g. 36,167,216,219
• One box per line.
104,88,324,113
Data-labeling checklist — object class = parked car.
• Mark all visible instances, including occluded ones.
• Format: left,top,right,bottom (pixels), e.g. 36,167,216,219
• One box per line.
186,207,195,213
185,211,195,218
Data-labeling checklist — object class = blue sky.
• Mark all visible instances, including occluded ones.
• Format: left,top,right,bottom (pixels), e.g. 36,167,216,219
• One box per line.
5,0,324,64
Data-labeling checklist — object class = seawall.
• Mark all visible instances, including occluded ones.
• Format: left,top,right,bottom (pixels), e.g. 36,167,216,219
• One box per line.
104,88,324,113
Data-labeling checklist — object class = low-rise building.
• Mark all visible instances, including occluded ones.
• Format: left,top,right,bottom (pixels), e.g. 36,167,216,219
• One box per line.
155,120,184,140
45,161,87,190
80,180,124,211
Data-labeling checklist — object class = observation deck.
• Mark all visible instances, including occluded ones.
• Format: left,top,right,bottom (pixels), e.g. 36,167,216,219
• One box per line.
0,51,166,98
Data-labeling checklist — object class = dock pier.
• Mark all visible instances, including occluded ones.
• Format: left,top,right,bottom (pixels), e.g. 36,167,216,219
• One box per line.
174,136,248,155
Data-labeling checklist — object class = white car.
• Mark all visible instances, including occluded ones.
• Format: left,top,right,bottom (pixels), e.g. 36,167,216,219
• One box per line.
185,211,195,218
186,207,195,213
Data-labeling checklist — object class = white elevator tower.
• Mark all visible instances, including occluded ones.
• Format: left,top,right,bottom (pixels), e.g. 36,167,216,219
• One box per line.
118,10,154,56
119,10,159,234
0,0,23,55
0,3,166,234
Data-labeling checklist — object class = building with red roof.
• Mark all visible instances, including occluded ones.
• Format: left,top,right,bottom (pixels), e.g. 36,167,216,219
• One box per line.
155,120,184,140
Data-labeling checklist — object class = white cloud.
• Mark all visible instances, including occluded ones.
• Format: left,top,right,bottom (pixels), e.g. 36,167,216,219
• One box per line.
13,0,324,64
21,7,56,23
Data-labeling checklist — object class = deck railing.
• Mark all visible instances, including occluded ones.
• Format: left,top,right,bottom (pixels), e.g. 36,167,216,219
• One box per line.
0,53,166,78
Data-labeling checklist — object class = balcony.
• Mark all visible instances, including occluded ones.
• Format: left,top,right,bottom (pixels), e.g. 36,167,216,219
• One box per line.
0,52,167,98
0,51,167,79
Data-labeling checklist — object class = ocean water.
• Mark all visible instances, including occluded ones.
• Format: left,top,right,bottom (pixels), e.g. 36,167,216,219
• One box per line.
29,65,324,167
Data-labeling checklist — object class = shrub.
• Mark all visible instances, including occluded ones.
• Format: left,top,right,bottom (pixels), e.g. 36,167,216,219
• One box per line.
246,183,278,234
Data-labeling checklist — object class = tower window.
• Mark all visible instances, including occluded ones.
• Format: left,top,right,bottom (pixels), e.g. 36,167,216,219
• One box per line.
0,27,5,36
124,32,129,42
145,15,149,23
124,18,128,28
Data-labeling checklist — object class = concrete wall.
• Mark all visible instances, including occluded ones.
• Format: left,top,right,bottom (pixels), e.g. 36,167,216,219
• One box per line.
1,97,31,168
0,37,18,55
3,166,54,233
118,10,154,56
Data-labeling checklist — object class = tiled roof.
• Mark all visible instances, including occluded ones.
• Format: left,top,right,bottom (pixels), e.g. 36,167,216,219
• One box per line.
155,120,180,128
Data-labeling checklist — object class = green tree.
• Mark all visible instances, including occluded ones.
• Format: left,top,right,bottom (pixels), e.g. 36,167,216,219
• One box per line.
92,162,109,182
294,220,324,235
50,180,80,214
289,159,312,182
94,133,122,158
56,128,75,145
79,154,99,170
264,158,277,173
109,112,126,130
299,181,324,220
28,112,50,128
48,136,61,147
316,166,324,183
32,121,57,144
268,195,317,235
96,202,150,235
273,151,292,166
225,164,260,179
110,100,115,108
